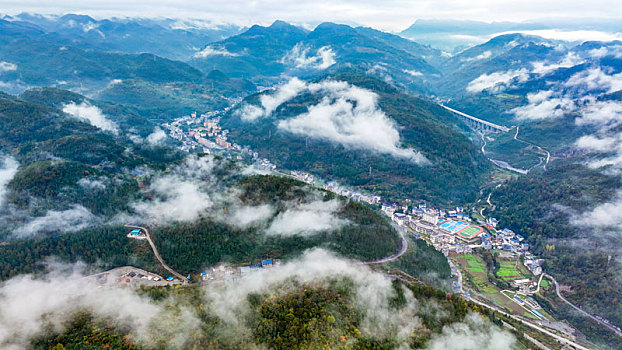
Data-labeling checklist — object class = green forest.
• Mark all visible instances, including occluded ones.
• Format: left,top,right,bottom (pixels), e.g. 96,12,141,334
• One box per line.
221,73,491,206
490,161,622,348
29,278,532,349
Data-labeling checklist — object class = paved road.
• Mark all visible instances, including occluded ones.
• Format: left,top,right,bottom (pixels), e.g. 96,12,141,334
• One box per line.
467,293,594,350
125,225,188,283
514,126,551,171
533,273,545,294
546,274,622,339
365,228,408,264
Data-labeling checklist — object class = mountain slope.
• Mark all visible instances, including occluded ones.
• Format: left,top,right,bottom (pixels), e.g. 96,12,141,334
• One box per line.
5,13,243,60
221,73,490,204
190,20,442,91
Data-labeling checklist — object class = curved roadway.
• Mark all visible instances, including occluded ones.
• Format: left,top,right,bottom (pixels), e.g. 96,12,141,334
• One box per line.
545,274,622,339
125,225,187,283
364,228,408,264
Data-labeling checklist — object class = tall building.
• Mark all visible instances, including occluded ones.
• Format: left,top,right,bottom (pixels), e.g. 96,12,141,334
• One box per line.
422,210,439,225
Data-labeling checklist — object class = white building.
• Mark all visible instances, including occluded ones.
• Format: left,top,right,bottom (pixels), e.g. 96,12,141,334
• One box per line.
422,209,439,225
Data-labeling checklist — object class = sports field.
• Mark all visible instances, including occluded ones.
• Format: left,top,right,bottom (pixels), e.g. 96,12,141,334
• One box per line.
456,225,483,239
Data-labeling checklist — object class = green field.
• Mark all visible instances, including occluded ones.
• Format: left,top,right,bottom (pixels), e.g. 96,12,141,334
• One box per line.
456,254,497,293
458,225,483,238
496,260,531,281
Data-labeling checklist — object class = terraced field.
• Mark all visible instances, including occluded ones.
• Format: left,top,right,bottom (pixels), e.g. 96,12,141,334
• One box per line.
496,259,532,281
456,254,497,293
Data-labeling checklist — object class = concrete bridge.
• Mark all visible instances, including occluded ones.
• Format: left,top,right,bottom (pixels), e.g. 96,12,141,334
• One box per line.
441,105,511,133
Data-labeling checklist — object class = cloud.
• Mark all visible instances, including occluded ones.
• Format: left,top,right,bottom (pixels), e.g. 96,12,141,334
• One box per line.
466,68,530,93
494,29,622,43
0,264,200,349
238,78,427,163
238,77,308,121
571,190,622,229
193,45,239,58
511,90,576,120
574,132,622,170
588,45,622,58
12,205,96,238
575,100,622,129
62,102,120,134
131,175,212,223
531,52,584,75
77,177,107,191
204,248,420,343
146,126,168,145
425,313,516,350
403,69,423,77
564,68,622,94
123,155,219,224
266,199,348,236
276,80,429,163
569,99,622,171
281,43,336,70
0,156,18,208
229,203,275,228
0,61,17,73
462,50,492,62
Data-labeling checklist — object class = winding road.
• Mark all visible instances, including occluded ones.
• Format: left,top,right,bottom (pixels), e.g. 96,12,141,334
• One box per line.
514,126,551,171
545,274,622,339
125,225,187,283
466,294,594,350
364,228,408,264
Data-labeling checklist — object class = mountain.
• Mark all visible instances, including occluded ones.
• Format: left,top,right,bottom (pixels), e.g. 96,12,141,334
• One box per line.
221,72,490,205
399,18,622,52
3,13,244,60
0,18,212,93
190,20,442,92
189,20,309,81
0,87,404,270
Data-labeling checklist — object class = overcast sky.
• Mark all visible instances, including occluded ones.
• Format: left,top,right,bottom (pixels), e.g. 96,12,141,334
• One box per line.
1,0,622,32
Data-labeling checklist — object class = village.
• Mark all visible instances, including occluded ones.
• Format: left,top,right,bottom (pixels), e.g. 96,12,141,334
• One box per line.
158,109,551,319
163,110,543,276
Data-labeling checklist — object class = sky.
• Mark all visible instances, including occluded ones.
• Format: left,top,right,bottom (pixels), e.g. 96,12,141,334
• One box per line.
2,0,622,32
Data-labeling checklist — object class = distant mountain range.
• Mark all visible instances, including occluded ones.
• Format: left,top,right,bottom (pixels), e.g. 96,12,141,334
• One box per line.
0,13,243,60
189,20,442,92
400,18,622,52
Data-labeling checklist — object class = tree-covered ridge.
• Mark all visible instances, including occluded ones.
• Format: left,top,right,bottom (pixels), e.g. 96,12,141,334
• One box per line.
28,277,526,350
0,90,186,239
150,174,402,272
222,73,490,205
0,174,403,280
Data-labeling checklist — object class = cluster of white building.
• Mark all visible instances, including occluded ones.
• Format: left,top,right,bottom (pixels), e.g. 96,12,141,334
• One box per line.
201,258,281,283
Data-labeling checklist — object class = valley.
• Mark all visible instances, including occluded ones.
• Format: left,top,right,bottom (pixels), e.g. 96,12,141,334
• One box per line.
0,7,622,350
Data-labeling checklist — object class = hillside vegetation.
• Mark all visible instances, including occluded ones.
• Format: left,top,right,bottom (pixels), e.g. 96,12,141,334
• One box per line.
222,73,490,205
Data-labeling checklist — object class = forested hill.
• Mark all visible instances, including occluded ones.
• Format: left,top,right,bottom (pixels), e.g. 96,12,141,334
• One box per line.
0,89,409,280
222,73,491,205
0,90,185,239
